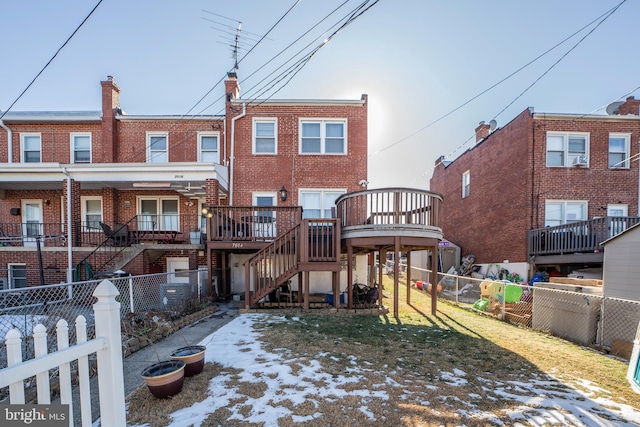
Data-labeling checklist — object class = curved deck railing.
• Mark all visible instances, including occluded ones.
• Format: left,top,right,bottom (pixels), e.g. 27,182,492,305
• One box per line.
335,187,443,240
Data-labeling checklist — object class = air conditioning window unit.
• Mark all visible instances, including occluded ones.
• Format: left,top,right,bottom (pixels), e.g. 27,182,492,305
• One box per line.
573,155,588,166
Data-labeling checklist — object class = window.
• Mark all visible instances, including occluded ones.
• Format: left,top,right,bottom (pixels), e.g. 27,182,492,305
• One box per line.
146,132,168,163
462,171,470,198
138,197,179,230
300,190,346,219
300,120,346,154
81,197,103,231
544,200,587,227
253,119,277,154
21,133,41,163
609,133,630,169
71,133,91,163
546,132,589,167
198,133,219,162
8,264,27,289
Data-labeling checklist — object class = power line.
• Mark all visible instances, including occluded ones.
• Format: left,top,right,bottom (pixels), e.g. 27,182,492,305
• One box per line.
0,0,104,120
369,0,627,159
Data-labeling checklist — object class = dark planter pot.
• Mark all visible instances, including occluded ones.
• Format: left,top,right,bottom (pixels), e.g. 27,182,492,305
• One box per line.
170,345,206,377
141,360,186,398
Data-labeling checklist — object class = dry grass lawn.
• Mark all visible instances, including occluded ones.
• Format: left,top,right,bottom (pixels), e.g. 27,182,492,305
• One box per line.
127,277,640,426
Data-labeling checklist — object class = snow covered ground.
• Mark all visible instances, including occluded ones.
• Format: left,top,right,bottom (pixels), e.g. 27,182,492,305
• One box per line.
129,313,640,427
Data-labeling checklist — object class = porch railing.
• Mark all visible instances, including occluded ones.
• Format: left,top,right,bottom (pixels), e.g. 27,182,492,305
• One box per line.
0,222,66,247
528,216,640,256
335,187,443,232
205,206,303,242
245,218,340,307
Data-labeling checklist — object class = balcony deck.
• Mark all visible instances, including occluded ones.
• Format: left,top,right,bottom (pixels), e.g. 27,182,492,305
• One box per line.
528,216,640,264
335,188,444,252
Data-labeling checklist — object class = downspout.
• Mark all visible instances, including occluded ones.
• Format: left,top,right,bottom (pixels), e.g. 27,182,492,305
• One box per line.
62,167,73,284
229,103,246,205
0,119,13,163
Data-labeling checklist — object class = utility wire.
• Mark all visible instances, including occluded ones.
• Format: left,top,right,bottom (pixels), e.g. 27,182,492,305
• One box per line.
0,0,104,120
370,0,626,158
489,0,626,122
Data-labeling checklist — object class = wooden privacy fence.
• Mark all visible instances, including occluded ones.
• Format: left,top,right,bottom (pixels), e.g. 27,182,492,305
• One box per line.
0,280,126,427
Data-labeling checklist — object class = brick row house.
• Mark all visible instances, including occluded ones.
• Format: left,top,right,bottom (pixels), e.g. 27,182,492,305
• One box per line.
0,74,444,312
430,97,640,279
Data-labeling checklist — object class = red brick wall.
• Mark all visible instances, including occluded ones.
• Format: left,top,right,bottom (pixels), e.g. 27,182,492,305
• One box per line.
431,109,534,264
532,116,639,226
228,101,368,206
431,108,640,264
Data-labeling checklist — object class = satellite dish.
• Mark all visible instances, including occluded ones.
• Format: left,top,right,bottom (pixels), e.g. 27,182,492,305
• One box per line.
606,101,623,115
489,119,497,131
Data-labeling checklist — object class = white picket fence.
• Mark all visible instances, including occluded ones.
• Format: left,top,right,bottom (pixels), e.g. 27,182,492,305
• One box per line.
0,279,126,427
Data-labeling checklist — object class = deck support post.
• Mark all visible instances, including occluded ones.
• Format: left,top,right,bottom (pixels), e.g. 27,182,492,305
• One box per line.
406,250,411,305
394,235,400,317
430,245,437,315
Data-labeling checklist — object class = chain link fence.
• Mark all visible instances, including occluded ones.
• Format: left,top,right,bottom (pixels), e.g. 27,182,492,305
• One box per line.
400,264,640,357
0,269,210,367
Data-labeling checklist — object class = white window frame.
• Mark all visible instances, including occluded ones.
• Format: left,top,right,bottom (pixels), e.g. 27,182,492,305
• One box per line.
299,188,347,219
608,133,630,169
8,263,27,289
20,133,42,163
136,196,180,230
544,200,588,227
546,132,589,167
146,132,168,163
253,118,277,154
70,132,92,163
198,132,220,163
81,196,103,231
299,119,347,155
462,170,470,198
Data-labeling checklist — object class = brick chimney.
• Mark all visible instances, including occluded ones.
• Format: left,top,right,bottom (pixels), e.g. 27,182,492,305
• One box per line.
618,96,640,116
225,72,240,102
475,121,491,142
101,76,121,162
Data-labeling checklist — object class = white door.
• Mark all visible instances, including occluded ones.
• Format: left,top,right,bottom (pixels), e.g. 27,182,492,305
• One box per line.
167,257,190,283
22,200,43,248
608,204,628,237
253,194,276,239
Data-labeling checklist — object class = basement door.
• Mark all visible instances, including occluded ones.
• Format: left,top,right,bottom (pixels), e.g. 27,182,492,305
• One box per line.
167,257,190,284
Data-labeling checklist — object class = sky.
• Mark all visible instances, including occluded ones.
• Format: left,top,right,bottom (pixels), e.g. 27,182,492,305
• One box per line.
2,0,639,189
124,313,640,426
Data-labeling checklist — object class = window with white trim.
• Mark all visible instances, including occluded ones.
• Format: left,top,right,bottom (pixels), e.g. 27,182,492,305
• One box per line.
462,170,470,198
546,132,589,167
71,133,91,163
609,133,630,169
253,119,277,154
300,190,346,219
8,263,27,289
300,120,346,154
544,200,587,227
146,132,168,163
81,196,103,231
198,132,219,163
21,133,41,163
